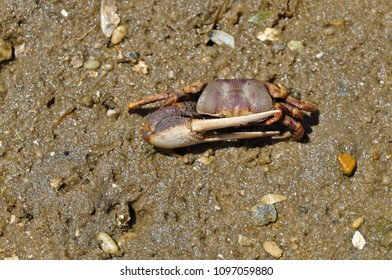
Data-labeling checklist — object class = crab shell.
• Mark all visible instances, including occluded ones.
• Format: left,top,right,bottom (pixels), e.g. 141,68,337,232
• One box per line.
196,79,274,117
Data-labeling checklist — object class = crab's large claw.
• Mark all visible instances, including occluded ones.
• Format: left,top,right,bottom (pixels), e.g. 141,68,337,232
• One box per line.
143,107,280,149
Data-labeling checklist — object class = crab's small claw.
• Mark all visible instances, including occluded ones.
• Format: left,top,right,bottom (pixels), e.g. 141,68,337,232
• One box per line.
143,108,280,149
128,82,208,110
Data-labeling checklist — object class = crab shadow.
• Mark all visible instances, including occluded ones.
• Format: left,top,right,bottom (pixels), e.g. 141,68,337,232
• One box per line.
128,107,157,117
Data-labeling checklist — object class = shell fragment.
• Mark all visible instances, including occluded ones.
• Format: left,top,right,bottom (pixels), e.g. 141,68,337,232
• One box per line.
101,0,120,38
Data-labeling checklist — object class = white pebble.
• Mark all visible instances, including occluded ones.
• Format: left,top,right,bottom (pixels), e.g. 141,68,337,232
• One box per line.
107,109,118,118
315,51,325,59
97,232,119,254
256,28,279,42
10,215,16,224
61,9,69,17
352,231,366,250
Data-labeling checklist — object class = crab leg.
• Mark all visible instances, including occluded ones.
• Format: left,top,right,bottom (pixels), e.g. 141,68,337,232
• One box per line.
191,110,280,132
128,93,172,109
286,95,318,113
128,82,208,110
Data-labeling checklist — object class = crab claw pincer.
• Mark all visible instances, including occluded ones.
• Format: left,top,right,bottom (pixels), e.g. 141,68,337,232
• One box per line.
143,105,280,149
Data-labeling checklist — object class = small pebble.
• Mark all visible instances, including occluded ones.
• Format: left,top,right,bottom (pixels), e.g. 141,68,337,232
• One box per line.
111,25,127,45
71,51,84,68
83,60,101,70
107,109,119,118
101,62,115,72
251,203,277,226
315,51,325,59
197,150,215,165
167,70,176,80
9,215,16,224
382,175,391,186
352,217,364,229
238,234,255,247
259,193,287,205
202,56,212,63
337,152,357,176
125,51,140,60
61,9,69,17
131,60,149,74
272,43,285,51
337,85,348,97
263,241,283,258
256,28,279,42
97,232,119,254
50,178,63,191
87,70,99,78
287,40,304,52
352,231,366,250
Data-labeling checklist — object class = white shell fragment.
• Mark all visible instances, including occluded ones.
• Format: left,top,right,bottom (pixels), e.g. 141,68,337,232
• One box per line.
208,30,235,49
352,231,366,250
101,0,120,38
256,28,279,42
259,193,287,205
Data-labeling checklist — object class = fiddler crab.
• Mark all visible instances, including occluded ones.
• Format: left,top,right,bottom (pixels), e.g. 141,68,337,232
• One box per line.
128,79,318,149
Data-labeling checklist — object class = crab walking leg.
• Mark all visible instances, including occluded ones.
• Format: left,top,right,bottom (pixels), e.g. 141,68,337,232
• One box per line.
286,95,318,113
191,110,280,132
128,93,172,109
